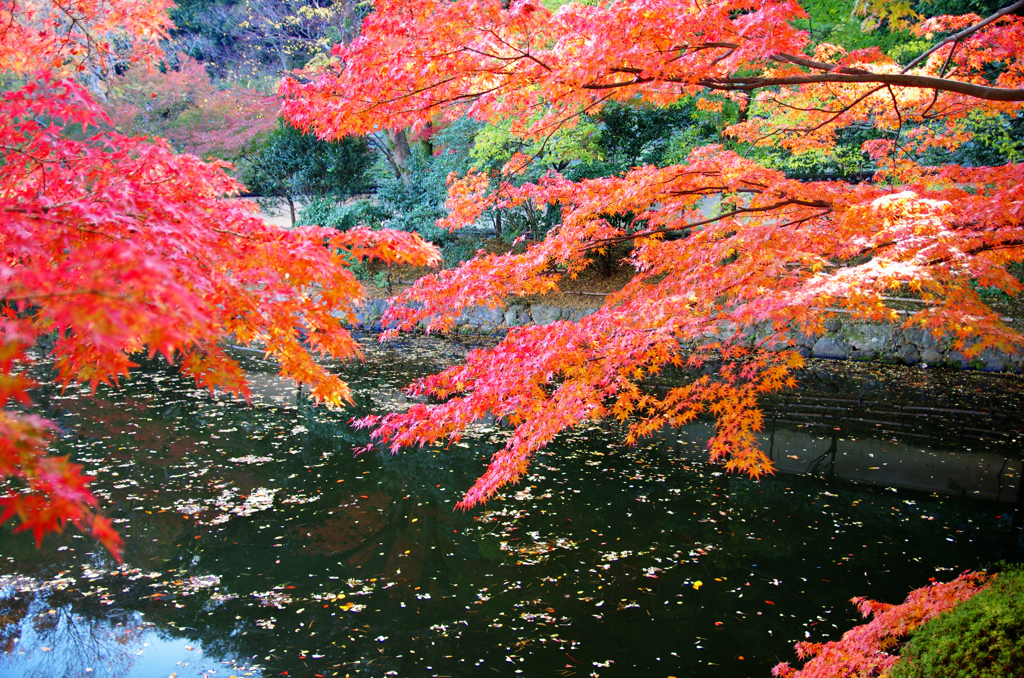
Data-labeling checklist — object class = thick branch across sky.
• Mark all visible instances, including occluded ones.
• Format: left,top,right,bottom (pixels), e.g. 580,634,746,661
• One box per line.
598,62,1024,102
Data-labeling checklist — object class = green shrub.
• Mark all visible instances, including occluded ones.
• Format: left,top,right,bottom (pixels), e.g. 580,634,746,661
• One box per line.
297,198,387,231
440,238,483,269
890,565,1024,678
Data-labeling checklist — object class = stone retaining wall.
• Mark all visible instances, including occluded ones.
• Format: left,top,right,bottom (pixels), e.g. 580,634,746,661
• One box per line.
350,299,1022,373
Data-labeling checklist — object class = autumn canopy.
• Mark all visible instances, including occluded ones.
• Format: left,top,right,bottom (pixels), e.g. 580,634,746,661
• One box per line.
281,0,1024,505
3,0,1024,555
0,0,438,557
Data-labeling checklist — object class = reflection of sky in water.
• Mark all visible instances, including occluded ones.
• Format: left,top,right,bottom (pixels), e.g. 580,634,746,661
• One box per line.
0,589,252,678
1,337,1022,677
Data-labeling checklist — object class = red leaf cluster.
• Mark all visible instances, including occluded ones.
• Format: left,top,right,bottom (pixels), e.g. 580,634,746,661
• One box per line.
772,572,990,677
0,0,440,558
289,0,1024,507
104,53,277,161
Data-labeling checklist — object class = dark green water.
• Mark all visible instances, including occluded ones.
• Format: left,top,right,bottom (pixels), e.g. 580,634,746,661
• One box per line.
1,336,1022,678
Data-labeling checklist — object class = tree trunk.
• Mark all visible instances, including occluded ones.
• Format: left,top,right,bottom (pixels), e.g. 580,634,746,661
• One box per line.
386,129,413,184
414,121,435,157
491,210,502,239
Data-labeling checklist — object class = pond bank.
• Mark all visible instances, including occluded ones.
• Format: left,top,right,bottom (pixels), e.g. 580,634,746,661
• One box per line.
348,298,1023,373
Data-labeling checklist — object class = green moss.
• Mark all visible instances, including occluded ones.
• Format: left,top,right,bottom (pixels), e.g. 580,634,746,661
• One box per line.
890,566,1024,678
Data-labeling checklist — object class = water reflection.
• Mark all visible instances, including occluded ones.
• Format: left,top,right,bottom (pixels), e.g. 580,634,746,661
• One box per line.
642,419,1021,504
1,337,1022,678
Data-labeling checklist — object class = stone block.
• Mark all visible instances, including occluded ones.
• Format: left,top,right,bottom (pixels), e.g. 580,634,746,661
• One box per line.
980,347,1009,372
812,336,850,360
944,350,969,368
505,304,525,326
469,305,504,326
793,331,818,349
530,304,562,325
919,348,944,365
565,307,598,323
896,344,920,365
847,324,894,352
903,327,947,351
764,337,792,352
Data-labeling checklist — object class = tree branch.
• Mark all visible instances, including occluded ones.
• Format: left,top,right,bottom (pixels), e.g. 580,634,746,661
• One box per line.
583,199,833,250
900,0,1024,73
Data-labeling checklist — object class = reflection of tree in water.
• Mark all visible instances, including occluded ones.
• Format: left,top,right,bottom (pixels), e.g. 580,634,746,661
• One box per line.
0,589,147,678
805,429,839,479
7,340,1022,677
294,396,492,585
0,589,30,653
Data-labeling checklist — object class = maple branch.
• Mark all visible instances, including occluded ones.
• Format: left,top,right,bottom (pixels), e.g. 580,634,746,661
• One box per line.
923,239,1024,267
696,71,1024,102
595,59,1024,101
938,40,960,80
745,84,887,146
583,199,833,249
351,75,463,110
886,84,904,141
468,26,553,72
919,57,954,119
366,132,408,180
0,289,125,304
900,0,1024,74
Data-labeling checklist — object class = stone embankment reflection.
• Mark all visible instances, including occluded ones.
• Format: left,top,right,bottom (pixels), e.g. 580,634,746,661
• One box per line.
348,299,1023,372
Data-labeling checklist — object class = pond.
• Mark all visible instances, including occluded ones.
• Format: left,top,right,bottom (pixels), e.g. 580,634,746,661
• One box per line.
2,336,1022,678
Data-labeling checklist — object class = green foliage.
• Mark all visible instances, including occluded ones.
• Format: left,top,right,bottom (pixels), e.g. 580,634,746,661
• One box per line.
296,198,387,231
168,0,238,63
752,130,878,178
373,151,453,243
951,112,1024,166
167,0,366,78
891,565,1024,678
242,120,373,205
471,117,603,172
971,261,1024,304
355,118,482,245
796,0,917,54
440,238,484,269
364,100,733,248
915,0,1006,19
583,98,734,177
886,38,933,63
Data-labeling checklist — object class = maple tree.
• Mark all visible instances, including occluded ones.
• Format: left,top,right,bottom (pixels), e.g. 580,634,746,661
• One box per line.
280,0,1024,507
0,0,439,558
104,52,277,162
